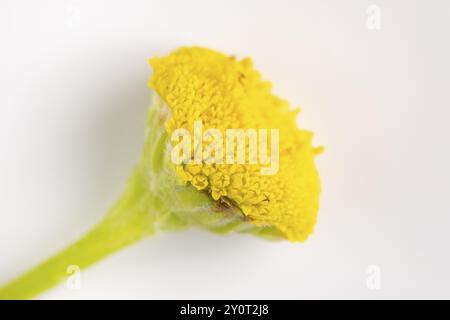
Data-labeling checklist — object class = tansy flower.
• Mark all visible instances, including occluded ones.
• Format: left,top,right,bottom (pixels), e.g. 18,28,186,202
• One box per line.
0,46,322,300
150,47,322,242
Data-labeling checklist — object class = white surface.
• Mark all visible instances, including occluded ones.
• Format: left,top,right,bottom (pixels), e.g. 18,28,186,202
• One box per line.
1,0,450,299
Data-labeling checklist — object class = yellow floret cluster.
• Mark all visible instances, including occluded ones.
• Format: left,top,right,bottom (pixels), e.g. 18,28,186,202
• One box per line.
149,47,322,242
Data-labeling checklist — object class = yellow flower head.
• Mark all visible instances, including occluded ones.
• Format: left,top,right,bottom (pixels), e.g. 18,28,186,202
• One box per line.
0,46,326,300
0,46,324,301
149,47,322,242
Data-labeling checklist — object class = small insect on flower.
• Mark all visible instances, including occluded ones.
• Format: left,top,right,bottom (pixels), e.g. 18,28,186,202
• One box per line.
0,46,323,299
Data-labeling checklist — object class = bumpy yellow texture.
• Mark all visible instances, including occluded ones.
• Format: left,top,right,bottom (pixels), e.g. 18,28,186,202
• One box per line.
149,47,322,242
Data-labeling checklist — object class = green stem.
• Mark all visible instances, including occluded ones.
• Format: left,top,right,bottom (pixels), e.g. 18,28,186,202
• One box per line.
0,169,156,300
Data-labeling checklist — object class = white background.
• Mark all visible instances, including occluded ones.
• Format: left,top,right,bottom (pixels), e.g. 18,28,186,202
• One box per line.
1,0,449,299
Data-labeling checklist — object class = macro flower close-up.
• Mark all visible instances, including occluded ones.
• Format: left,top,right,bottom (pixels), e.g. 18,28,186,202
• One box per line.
150,47,322,242
1,0,450,304
0,46,322,299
